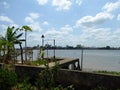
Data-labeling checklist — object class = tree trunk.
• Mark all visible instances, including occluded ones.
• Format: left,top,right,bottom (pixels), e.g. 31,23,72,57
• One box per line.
6,46,11,63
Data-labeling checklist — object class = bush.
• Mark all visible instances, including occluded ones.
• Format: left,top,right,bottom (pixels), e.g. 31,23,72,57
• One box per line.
36,61,60,90
12,78,36,90
36,63,54,90
0,68,17,90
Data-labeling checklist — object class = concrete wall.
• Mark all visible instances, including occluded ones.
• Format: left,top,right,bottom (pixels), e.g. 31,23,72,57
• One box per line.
15,65,44,84
15,65,120,90
56,69,120,90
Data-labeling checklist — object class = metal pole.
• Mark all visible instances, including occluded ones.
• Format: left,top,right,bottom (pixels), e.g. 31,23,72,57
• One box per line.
25,30,27,61
53,39,55,59
81,48,84,71
47,42,48,58
42,38,44,47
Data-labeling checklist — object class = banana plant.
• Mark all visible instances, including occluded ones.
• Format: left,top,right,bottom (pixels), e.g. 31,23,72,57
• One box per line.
0,26,24,63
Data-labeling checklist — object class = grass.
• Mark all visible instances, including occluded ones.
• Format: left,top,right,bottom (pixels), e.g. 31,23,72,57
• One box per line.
24,59,47,66
93,70,120,76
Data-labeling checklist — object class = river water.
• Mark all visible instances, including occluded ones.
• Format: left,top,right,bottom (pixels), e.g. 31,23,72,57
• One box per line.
45,49,120,72
19,49,120,72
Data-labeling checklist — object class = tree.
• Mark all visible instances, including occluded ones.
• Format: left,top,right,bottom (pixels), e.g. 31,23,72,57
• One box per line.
0,26,24,63
0,35,7,63
76,44,82,49
106,46,111,49
21,26,32,61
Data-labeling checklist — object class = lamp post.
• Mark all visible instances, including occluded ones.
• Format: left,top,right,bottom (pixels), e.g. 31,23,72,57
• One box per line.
41,35,44,47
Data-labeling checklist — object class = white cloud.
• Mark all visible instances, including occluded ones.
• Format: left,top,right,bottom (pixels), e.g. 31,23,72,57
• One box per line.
29,22,42,32
0,15,13,23
78,28,113,46
25,13,40,23
37,0,48,5
29,13,40,19
25,17,34,23
102,0,120,12
60,24,73,34
43,21,49,25
52,0,72,11
0,24,8,36
44,25,75,46
10,23,19,28
2,1,10,8
117,14,120,20
75,12,113,28
76,0,82,6
110,28,120,43
25,13,42,32
0,24,7,30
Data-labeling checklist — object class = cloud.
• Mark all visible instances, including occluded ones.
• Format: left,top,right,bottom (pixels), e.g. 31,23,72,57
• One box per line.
25,13,42,32
60,24,73,34
52,0,72,11
25,17,34,23
43,21,49,25
45,25,73,37
29,22,42,32
29,13,40,19
76,0,82,6
78,27,113,46
44,25,75,45
102,0,120,12
2,1,10,8
75,12,113,28
25,13,40,23
0,15,14,23
117,14,120,20
37,0,48,5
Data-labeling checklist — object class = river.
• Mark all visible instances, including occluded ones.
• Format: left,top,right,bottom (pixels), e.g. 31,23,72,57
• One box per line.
19,49,120,72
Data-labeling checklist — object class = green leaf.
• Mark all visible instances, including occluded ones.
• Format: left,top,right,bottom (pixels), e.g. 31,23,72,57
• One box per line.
22,26,32,31
16,33,23,39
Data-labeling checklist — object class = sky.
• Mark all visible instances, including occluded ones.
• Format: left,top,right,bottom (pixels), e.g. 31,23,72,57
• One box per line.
0,0,120,47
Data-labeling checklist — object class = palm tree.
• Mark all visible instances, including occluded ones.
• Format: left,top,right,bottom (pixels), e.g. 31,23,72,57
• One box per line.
1,26,23,63
21,26,32,61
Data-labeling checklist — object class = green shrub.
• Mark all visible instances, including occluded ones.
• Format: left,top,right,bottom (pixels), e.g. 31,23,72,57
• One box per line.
32,59,47,66
13,78,36,90
36,61,60,90
0,68,17,90
36,63,54,90
36,61,74,90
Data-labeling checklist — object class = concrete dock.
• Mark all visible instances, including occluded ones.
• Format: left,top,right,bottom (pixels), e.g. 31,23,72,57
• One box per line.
39,58,81,70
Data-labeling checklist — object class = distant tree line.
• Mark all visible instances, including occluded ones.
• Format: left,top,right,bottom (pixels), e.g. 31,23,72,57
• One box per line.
31,44,120,50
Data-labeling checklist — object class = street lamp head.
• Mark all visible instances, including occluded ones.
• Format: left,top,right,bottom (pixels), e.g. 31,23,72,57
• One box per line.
41,35,44,38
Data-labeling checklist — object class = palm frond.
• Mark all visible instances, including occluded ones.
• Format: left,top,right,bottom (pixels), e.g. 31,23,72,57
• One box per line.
22,26,32,31
16,33,23,39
